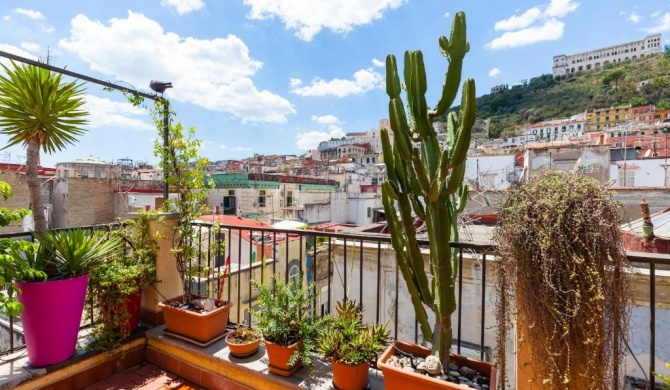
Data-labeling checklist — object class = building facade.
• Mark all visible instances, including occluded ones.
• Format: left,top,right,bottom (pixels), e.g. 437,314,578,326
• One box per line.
552,34,662,77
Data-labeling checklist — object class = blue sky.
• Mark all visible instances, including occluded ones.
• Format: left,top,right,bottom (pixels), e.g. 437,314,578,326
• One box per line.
0,0,669,167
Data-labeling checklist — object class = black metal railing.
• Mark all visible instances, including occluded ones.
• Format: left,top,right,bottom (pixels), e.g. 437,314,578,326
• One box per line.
1,221,669,389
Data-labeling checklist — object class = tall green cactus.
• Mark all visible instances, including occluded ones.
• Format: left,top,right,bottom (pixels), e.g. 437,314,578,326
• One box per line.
381,11,476,365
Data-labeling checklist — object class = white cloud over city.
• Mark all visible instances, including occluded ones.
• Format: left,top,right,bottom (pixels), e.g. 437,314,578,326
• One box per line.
84,95,155,132
295,115,344,150
647,12,670,34
487,0,579,50
58,12,296,123
290,60,383,98
489,67,501,77
161,0,205,15
15,8,45,20
243,0,407,41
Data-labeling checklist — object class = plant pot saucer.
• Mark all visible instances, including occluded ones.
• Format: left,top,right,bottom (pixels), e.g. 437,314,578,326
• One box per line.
333,379,371,390
268,361,303,377
162,328,229,347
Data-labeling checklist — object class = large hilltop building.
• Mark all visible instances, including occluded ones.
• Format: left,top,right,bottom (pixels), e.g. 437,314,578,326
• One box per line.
552,34,662,77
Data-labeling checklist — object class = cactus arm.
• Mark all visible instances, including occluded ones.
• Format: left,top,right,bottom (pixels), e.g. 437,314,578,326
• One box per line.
456,184,468,213
433,12,469,117
446,161,466,195
397,194,433,304
382,190,433,340
385,55,402,99
389,99,413,161
381,129,397,184
449,79,476,168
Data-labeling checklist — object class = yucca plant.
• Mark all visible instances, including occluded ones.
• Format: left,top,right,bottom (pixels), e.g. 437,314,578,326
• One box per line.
317,300,389,365
0,61,88,231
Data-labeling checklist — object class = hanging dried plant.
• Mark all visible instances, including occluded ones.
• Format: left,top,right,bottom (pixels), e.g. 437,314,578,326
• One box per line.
494,171,631,389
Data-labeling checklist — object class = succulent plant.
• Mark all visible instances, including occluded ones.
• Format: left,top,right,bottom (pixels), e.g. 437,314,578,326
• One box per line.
381,11,476,365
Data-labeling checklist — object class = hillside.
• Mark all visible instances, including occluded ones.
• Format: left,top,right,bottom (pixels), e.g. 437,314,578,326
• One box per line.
456,53,670,139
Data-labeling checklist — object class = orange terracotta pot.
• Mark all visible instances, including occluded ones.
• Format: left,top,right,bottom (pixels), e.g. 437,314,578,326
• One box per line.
377,341,497,390
331,360,369,390
264,339,302,376
158,295,233,343
226,332,261,358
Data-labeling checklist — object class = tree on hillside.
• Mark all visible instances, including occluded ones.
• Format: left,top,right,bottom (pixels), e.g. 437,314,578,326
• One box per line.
665,44,670,59
0,62,88,231
603,69,625,89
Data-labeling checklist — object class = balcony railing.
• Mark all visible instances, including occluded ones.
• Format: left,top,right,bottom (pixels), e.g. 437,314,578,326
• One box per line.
2,221,669,389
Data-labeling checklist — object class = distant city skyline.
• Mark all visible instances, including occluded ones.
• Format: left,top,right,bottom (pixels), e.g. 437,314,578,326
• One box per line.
0,0,669,167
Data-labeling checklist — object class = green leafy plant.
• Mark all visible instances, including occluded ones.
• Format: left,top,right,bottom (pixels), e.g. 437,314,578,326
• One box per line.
0,176,32,316
494,171,631,389
655,362,670,389
118,93,213,307
317,300,389,365
87,213,159,352
381,11,475,365
251,274,327,366
0,61,88,231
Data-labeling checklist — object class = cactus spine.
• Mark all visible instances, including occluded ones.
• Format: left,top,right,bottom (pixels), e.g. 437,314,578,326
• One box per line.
381,11,476,365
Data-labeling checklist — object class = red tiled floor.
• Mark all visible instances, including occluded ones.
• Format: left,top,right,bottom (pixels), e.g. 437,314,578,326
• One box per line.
83,362,200,390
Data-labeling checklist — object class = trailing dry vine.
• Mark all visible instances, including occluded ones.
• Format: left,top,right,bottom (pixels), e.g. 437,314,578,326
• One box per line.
494,171,631,389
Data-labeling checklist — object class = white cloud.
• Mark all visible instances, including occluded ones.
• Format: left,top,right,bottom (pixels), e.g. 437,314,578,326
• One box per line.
19,42,41,54
3,16,10,21
647,13,670,33
311,114,340,125
487,0,578,50
0,44,37,67
84,95,155,132
15,8,45,20
59,12,295,123
289,78,303,88
243,0,408,41
544,0,579,17
290,66,383,98
444,12,450,18
43,26,55,33
651,11,661,18
161,0,205,15
295,125,344,150
494,8,542,31
371,58,384,67
628,11,641,23
489,67,501,77
487,19,564,50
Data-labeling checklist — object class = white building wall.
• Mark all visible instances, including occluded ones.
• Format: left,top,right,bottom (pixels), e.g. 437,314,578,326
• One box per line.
465,154,516,190
346,195,382,225
611,159,669,187
553,34,662,77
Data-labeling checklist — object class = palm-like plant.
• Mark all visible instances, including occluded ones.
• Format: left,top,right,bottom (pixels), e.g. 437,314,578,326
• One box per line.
0,61,88,231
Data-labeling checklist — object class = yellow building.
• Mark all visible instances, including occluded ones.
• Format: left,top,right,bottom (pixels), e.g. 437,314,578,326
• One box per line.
586,104,632,131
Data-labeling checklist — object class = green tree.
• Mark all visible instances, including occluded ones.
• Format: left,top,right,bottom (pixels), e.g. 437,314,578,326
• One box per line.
664,44,670,59
602,69,625,89
0,62,88,231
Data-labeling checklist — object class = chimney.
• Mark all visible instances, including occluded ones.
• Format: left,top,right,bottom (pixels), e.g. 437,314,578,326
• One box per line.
640,198,654,240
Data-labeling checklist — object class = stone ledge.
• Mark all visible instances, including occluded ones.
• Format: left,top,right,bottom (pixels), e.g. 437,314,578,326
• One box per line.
146,325,385,390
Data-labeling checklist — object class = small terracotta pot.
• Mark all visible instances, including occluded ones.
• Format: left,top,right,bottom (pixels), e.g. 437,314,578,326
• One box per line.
377,341,497,390
331,360,369,390
264,339,302,376
226,331,261,358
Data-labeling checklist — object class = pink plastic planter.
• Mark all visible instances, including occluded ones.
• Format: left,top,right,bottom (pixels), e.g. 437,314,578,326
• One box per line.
17,275,89,367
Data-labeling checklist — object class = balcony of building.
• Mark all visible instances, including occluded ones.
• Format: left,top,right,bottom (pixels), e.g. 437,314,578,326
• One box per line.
1,219,669,389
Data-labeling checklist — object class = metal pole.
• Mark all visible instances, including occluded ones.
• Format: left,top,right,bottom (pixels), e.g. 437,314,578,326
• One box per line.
162,99,170,202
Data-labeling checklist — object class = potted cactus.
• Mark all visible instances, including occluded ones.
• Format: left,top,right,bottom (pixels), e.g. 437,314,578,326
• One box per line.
377,11,496,389
317,300,389,390
225,325,262,358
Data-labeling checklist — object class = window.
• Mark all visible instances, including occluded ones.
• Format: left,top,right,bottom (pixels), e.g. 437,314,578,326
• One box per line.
100,171,107,179
229,190,235,196
258,190,266,208
619,170,635,187
286,190,293,207
75,170,81,178
287,259,301,288
88,170,94,178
